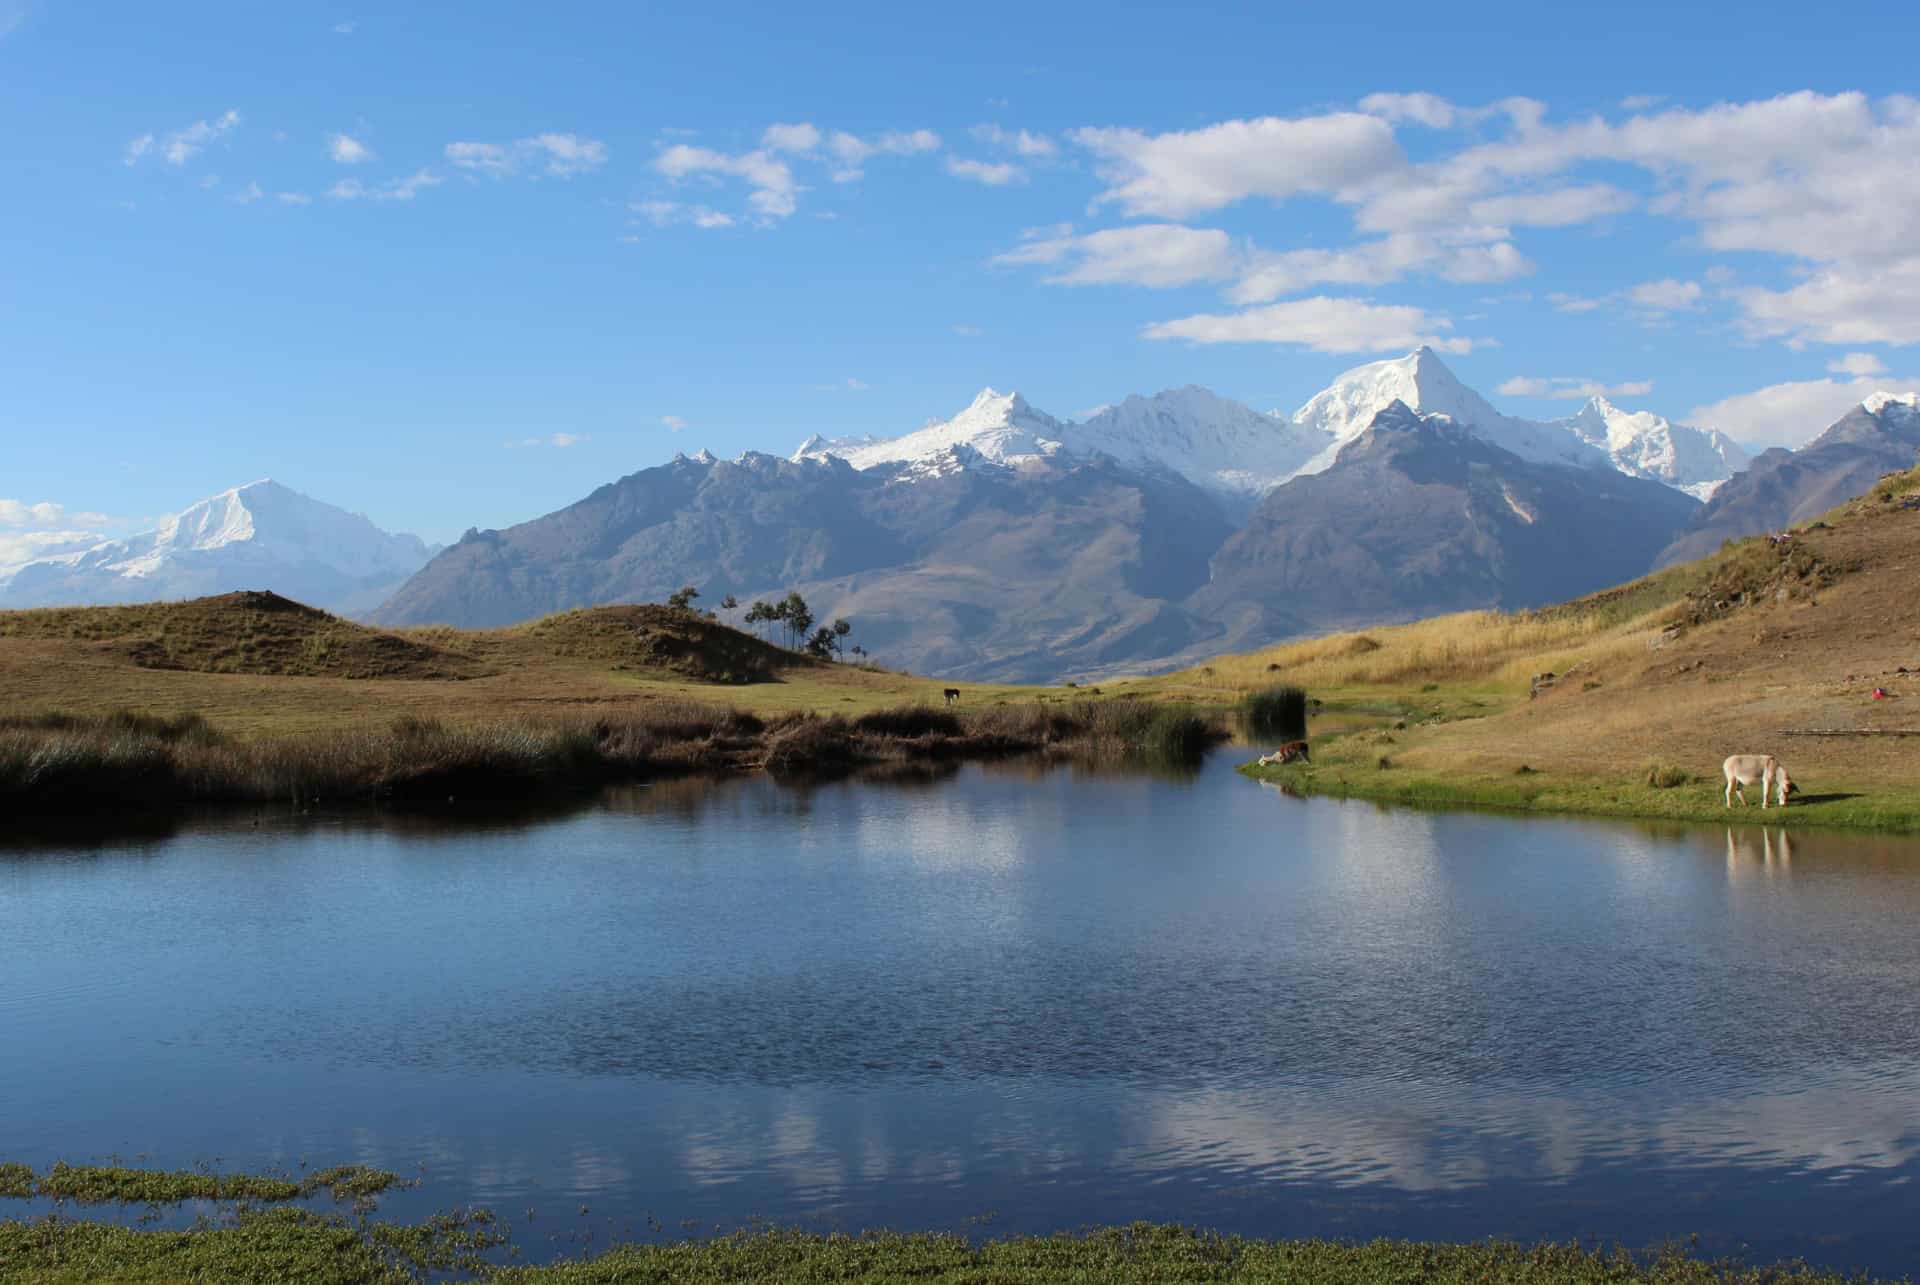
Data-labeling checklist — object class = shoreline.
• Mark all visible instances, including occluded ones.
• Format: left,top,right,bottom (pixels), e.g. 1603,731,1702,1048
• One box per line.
1239,758,1920,834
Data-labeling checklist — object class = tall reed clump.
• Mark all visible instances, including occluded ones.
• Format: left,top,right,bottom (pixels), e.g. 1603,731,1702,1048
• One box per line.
1074,701,1222,767
1237,684,1307,741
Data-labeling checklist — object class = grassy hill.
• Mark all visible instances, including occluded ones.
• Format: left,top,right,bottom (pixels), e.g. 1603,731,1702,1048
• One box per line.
0,595,1040,739
1107,463,1920,829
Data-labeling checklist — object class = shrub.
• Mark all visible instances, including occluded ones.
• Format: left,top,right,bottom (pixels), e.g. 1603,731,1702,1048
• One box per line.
1644,759,1690,788
1237,685,1307,741
852,706,963,738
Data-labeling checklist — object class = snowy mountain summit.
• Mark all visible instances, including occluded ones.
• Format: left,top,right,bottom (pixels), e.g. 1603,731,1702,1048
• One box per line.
0,480,438,615
1556,398,1749,501
790,347,1743,508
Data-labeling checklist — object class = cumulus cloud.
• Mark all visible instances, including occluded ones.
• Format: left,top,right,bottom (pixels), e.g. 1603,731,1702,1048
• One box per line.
823,128,940,182
630,199,735,230
972,124,1057,157
761,122,821,153
1020,92,1920,351
1828,352,1886,376
945,156,1025,186
1072,112,1403,219
125,111,239,167
327,169,442,202
1496,375,1655,400
1626,278,1702,311
445,133,609,179
327,132,373,164
1356,92,1456,129
1736,259,1920,346
656,144,797,219
0,499,109,528
1142,296,1480,354
1690,375,1920,449
994,224,1240,287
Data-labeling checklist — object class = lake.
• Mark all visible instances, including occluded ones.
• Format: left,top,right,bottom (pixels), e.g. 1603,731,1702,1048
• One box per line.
4,753,1920,1273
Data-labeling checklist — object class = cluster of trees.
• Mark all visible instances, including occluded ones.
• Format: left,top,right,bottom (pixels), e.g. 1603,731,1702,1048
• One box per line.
666,585,860,661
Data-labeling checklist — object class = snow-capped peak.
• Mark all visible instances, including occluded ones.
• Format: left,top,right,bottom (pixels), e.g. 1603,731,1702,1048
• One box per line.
0,480,437,614
1288,347,1606,475
1556,397,1748,501
794,386,1069,474
1862,390,1920,417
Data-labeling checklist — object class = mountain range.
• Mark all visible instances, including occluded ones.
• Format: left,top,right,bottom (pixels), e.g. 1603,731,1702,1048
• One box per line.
7,352,1912,682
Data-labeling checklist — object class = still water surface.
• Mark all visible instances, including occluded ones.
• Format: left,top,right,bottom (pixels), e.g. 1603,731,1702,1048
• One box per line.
5,755,1920,1271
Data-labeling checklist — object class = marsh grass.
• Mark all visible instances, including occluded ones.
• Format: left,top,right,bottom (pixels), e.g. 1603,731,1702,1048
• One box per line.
1237,684,1307,741
1,699,1230,814
0,1161,405,1207
0,1211,1894,1283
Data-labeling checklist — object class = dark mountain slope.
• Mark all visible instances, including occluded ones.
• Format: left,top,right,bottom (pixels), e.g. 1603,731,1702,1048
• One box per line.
1657,396,1920,568
1185,403,1701,652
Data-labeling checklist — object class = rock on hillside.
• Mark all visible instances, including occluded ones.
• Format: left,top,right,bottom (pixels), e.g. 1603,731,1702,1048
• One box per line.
1657,392,1920,568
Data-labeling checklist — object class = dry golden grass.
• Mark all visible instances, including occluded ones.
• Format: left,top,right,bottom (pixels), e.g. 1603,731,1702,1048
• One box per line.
1136,464,1920,813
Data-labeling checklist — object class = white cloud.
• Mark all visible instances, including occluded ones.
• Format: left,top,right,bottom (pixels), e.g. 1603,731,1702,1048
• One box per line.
813,377,872,392
1691,375,1920,449
952,324,983,336
761,122,821,153
661,415,687,432
0,499,109,529
1828,352,1886,376
503,433,589,449
1357,92,1457,129
994,224,1240,287
1142,296,1480,354
229,181,265,204
161,109,240,166
332,20,356,34
972,124,1057,157
1468,184,1634,227
277,191,312,206
1496,375,1654,400
823,128,940,181
1619,94,1665,112
1548,292,1605,314
1626,278,1702,311
123,133,154,166
945,156,1026,186
656,144,797,220
327,132,374,164
1071,112,1403,219
631,199,735,230
445,133,609,179
1736,259,1920,346
327,169,441,202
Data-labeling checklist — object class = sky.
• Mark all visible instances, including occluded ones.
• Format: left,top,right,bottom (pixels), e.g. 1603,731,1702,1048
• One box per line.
4,0,1920,551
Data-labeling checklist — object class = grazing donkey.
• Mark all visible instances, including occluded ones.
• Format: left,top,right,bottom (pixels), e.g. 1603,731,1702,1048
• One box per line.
1723,754,1794,808
943,688,961,707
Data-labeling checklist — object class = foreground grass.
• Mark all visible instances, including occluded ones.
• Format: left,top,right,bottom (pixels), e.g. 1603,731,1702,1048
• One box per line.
0,700,1226,816
0,1215,1895,1284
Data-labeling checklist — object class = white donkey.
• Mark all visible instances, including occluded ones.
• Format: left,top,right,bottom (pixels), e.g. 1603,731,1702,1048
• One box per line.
1723,754,1794,808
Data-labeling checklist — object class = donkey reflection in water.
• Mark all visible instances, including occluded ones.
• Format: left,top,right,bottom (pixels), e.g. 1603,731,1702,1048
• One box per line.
1723,754,1794,808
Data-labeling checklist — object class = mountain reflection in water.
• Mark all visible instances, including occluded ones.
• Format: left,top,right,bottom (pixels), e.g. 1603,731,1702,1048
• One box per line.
3,756,1918,1273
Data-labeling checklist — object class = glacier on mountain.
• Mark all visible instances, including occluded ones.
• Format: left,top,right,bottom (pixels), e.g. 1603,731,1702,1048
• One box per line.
792,347,1755,505
0,480,438,615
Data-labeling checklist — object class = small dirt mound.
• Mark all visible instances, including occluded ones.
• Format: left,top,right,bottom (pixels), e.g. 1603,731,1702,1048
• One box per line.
519,604,810,683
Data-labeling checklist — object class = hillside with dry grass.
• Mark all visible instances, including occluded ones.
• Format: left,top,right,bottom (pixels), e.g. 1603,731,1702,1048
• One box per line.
1117,463,1920,827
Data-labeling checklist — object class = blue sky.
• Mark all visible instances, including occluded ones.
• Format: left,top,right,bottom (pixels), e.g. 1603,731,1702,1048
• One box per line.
4,0,1919,548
